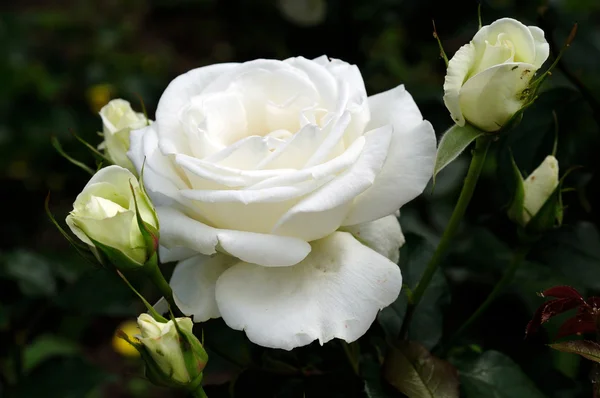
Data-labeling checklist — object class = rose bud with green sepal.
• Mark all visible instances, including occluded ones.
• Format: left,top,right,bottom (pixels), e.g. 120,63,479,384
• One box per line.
66,165,159,269
507,155,565,236
443,18,550,132
119,314,208,395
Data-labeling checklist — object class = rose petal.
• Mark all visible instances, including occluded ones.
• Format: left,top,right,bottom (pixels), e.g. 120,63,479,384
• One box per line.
159,245,197,263
128,125,191,207
342,215,405,264
215,231,402,350
250,132,363,190
470,38,516,76
304,110,351,167
256,124,322,170
170,254,236,322
343,86,436,226
155,63,238,155
157,207,311,266
202,60,320,137
528,26,550,69
286,56,338,108
323,58,368,107
272,125,392,241
189,91,249,148
443,43,476,127
459,62,536,132
473,18,536,65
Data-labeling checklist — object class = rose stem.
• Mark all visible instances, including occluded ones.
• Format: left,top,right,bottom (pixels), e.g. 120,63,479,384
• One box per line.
441,244,530,354
144,259,178,315
399,135,492,340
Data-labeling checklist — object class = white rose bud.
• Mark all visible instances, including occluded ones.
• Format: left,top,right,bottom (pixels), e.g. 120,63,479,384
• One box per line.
66,165,158,267
136,314,207,385
100,99,148,172
521,155,559,225
443,18,550,132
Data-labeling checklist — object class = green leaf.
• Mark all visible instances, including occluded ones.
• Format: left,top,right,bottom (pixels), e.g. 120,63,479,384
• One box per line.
433,124,484,182
455,351,546,398
538,222,600,290
549,340,600,363
23,335,79,373
260,352,300,375
362,354,391,398
202,319,252,372
384,341,459,398
4,250,57,297
378,234,449,349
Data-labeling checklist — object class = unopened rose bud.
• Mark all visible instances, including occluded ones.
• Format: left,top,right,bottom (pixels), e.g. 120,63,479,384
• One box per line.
522,155,559,224
508,155,560,231
100,99,148,173
443,18,550,132
66,165,158,268
136,314,208,387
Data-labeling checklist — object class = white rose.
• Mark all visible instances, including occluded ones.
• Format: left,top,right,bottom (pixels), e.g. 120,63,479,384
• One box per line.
522,155,559,224
66,165,158,265
443,18,550,132
129,56,436,350
100,99,148,172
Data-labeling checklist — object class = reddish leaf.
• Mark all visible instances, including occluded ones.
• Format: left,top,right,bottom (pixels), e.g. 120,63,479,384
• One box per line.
549,340,600,363
526,298,582,337
556,312,597,339
540,286,584,300
587,297,600,310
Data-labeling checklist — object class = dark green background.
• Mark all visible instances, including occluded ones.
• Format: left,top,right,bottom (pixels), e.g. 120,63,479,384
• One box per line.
1,0,599,397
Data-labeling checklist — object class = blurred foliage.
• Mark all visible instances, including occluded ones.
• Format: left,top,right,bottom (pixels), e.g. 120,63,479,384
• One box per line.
1,0,599,396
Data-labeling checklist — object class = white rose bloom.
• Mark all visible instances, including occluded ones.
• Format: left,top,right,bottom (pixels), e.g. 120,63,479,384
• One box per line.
66,165,158,265
443,18,550,132
128,56,436,350
100,99,148,172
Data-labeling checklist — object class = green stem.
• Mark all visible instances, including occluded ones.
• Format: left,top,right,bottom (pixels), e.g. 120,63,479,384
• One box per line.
445,245,530,349
399,135,492,339
144,260,178,313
